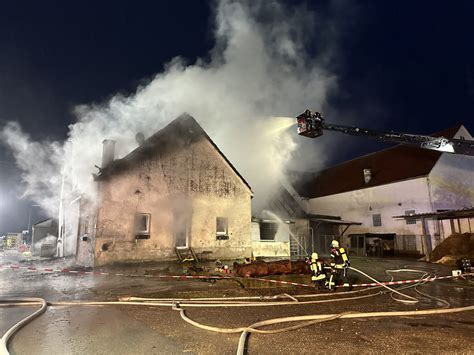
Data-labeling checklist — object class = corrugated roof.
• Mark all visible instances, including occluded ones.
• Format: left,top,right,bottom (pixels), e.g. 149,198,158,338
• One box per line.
393,207,474,220
96,113,252,193
296,124,463,198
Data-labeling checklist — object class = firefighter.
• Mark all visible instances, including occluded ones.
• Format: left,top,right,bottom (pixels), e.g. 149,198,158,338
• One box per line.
329,240,351,289
308,252,328,290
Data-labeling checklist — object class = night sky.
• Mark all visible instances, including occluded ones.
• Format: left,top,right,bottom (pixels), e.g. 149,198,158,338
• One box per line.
1,1,473,234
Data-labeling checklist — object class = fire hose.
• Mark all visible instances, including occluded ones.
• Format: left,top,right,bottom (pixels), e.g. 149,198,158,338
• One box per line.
0,298,47,355
0,268,472,355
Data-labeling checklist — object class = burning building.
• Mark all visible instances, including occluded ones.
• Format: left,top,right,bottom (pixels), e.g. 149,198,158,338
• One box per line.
74,114,253,266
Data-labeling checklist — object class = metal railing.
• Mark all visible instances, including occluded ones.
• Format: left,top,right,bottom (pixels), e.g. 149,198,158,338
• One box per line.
290,231,341,258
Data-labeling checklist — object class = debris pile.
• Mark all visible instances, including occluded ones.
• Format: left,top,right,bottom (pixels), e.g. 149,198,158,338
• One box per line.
233,259,310,277
429,233,474,266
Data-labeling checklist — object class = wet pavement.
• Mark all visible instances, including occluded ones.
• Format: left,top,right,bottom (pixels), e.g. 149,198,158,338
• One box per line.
1,249,473,354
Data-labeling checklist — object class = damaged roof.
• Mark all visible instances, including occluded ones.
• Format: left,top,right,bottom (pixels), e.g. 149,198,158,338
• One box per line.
262,183,308,219
296,124,464,199
393,207,474,220
96,113,252,193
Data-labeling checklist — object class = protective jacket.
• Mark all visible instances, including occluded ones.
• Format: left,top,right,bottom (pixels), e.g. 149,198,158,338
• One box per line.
330,246,350,268
310,256,326,282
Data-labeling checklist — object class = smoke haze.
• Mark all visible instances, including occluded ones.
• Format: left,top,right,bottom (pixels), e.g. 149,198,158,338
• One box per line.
0,0,336,215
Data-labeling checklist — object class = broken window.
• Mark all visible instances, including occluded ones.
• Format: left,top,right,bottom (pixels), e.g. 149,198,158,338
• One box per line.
372,214,382,227
260,222,278,241
405,210,416,225
216,217,228,237
135,213,151,236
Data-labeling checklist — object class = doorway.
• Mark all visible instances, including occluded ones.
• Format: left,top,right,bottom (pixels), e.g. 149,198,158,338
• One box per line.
350,233,396,257
173,212,190,248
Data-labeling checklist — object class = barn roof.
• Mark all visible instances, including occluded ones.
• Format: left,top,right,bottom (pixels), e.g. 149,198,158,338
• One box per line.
96,113,252,193
295,124,464,199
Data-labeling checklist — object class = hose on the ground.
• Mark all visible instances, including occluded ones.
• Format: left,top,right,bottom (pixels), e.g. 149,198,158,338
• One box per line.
349,266,420,304
0,267,467,355
0,298,47,355
121,285,377,302
50,291,382,307
171,303,348,334
233,305,474,355
169,301,474,355
384,269,451,307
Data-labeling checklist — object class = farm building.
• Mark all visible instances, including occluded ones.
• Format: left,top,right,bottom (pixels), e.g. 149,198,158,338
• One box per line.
297,124,474,257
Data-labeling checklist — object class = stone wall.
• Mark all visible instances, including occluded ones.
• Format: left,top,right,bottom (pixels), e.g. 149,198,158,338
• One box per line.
92,135,252,265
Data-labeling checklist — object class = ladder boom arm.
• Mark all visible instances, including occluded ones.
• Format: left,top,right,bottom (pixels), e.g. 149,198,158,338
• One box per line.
296,109,474,156
322,123,456,153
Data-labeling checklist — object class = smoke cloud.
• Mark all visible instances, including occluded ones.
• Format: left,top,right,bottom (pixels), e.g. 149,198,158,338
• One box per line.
0,0,336,215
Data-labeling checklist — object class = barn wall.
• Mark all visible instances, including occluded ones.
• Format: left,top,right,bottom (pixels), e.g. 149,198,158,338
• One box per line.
308,177,432,236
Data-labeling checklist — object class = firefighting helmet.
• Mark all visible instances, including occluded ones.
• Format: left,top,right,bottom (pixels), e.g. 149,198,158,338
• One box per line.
331,240,339,248
311,252,318,260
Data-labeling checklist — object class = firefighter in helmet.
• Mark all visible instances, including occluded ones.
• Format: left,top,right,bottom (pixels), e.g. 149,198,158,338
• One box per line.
329,239,351,289
308,252,327,290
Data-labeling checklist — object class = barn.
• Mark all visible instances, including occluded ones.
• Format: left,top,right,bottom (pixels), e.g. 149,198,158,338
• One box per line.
297,124,474,257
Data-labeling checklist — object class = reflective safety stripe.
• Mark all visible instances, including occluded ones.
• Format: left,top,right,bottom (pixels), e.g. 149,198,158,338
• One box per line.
327,275,335,288
312,274,326,281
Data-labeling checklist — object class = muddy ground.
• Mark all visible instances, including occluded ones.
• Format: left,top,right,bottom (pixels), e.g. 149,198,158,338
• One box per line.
1,250,473,354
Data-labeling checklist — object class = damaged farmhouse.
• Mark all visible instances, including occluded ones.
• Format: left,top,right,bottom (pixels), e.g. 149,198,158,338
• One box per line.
64,114,253,266
56,115,474,267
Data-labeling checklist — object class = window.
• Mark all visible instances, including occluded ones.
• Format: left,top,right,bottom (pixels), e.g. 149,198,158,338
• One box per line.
216,217,228,239
260,222,278,241
135,213,150,236
372,214,382,227
405,210,416,225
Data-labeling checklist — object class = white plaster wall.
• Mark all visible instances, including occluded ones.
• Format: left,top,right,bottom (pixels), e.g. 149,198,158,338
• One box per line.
308,177,432,235
63,200,79,257
250,221,291,257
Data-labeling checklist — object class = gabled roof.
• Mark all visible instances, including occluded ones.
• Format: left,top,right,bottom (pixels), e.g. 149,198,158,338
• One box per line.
97,113,252,193
296,124,464,199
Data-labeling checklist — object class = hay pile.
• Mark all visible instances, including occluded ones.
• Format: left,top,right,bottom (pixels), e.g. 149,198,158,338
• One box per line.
429,233,474,266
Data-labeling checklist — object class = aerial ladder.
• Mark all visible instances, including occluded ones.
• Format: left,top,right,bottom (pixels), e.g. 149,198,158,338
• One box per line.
296,109,474,156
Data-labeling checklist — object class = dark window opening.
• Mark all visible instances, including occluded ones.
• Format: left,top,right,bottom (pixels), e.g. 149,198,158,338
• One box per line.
216,217,228,238
372,214,382,227
260,222,278,241
135,213,151,235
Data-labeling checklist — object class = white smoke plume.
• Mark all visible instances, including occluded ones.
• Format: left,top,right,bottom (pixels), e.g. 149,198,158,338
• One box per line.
0,0,336,215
